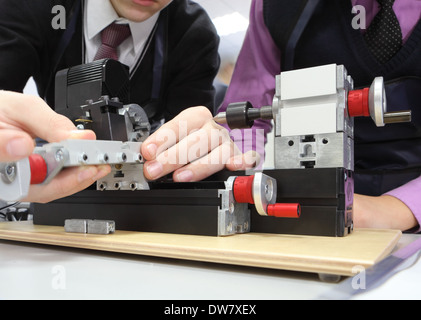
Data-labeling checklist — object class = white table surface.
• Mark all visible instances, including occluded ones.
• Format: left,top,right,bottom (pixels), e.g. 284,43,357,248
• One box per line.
0,229,420,301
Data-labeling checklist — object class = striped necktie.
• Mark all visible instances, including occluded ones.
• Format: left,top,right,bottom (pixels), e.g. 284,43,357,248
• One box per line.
94,22,131,61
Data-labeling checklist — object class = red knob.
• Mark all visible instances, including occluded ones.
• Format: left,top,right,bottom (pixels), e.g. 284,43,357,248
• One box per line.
233,175,255,204
348,88,370,118
28,154,47,185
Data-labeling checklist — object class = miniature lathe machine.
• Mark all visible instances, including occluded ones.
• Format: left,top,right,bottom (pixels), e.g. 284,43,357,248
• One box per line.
0,60,411,237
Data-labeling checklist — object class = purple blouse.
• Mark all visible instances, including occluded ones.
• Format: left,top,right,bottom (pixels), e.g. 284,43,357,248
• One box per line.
218,0,421,231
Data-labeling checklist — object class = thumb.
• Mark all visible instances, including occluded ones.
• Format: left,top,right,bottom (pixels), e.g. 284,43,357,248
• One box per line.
0,129,35,162
0,129,96,163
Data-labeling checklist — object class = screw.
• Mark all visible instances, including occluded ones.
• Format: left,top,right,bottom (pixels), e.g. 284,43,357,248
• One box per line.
243,221,249,231
2,163,16,183
55,149,64,162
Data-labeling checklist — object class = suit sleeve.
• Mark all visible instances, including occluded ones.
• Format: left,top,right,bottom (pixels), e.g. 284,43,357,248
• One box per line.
162,3,220,120
0,0,56,93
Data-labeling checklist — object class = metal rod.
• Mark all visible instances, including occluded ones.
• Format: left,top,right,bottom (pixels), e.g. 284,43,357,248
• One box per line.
383,110,412,124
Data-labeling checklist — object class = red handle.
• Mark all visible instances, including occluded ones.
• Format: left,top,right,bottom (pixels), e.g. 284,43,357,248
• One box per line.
267,203,301,218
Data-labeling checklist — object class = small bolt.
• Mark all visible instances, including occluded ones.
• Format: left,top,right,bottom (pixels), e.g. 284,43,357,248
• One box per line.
2,163,16,183
229,202,234,214
226,222,233,233
243,221,249,231
55,149,64,162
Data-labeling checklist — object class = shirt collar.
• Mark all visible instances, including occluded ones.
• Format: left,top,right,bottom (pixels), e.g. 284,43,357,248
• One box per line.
86,0,160,56
128,13,160,56
86,0,119,41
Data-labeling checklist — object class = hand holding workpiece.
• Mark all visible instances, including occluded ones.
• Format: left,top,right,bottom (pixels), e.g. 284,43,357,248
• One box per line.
0,91,110,203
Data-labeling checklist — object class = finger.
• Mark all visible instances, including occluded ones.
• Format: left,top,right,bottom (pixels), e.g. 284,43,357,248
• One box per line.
225,150,260,171
0,91,93,143
141,106,213,161
143,120,231,180
0,129,35,162
66,129,96,141
23,164,111,203
172,140,241,182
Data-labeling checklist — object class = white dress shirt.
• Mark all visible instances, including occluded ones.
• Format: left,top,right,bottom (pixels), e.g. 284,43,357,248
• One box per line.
83,0,159,72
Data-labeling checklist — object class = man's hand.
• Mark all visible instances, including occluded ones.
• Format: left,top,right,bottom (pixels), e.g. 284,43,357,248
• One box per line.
141,106,259,182
0,91,111,203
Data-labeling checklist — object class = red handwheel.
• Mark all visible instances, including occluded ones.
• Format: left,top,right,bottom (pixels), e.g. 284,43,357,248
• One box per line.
233,175,255,204
28,154,47,185
348,88,370,118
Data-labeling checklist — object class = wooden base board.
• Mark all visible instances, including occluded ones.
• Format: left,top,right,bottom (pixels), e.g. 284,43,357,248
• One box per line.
0,221,401,276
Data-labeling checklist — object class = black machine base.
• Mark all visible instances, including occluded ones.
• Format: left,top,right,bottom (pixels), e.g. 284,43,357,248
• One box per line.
33,168,354,237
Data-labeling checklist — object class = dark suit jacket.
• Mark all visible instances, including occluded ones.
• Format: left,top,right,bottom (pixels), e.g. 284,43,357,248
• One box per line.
0,0,220,122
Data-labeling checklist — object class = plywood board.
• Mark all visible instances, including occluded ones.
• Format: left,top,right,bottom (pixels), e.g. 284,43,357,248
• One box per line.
0,221,401,276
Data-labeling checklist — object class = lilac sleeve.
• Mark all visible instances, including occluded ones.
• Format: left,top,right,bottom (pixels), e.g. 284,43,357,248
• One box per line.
218,0,280,168
385,176,421,232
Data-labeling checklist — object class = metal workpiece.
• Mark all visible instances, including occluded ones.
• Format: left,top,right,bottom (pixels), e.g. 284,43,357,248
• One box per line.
218,176,250,236
0,139,147,202
34,140,143,167
35,140,149,192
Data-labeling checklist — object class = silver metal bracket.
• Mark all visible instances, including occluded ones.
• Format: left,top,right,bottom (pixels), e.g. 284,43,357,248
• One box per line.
217,176,250,236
